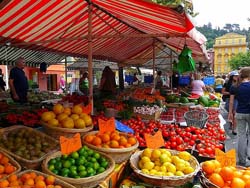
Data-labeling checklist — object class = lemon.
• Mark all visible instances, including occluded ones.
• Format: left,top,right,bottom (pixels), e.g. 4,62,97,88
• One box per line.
57,113,68,122
183,166,195,174
41,111,56,122
155,171,164,176
160,153,171,163
151,149,161,160
70,114,79,121
138,161,144,169
140,156,151,164
141,169,149,174
74,119,86,129
153,165,161,171
161,149,172,157
166,163,176,174
175,162,186,171
61,117,74,128
149,169,157,176
53,103,64,114
165,172,174,176
63,107,71,115
80,114,92,126
162,162,172,167
171,156,181,165
175,171,184,176
178,151,191,161
141,148,152,158
143,161,154,170
72,105,83,114
160,166,167,173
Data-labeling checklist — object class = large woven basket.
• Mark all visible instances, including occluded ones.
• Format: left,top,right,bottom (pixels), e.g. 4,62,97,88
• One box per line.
184,110,208,128
0,148,21,180
0,125,59,169
41,121,93,140
200,164,246,188
16,169,76,188
130,149,200,187
82,131,139,163
134,111,161,120
42,151,115,188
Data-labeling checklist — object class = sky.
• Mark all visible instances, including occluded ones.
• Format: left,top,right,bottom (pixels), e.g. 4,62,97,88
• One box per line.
191,0,250,29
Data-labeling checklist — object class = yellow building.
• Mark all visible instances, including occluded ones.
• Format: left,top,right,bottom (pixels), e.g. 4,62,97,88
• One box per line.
213,33,247,75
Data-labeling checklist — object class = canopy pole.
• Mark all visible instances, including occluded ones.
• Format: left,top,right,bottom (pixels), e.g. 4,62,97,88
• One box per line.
153,39,156,89
118,66,124,91
88,2,94,114
170,50,173,90
65,56,68,92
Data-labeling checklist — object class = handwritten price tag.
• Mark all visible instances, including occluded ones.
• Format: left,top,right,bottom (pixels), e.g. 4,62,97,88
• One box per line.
215,148,236,167
60,133,82,155
82,102,92,115
144,131,165,149
98,117,116,134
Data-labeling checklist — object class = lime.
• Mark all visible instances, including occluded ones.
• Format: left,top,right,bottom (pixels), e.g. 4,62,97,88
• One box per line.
61,154,68,160
85,162,94,168
83,145,89,150
48,164,55,171
70,166,77,172
78,165,86,171
93,152,100,159
100,161,108,168
71,151,79,159
69,170,78,178
76,158,85,166
68,158,76,165
52,169,59,175
74,175,81,179
87,167,96,176
49,158,57,165
78,148,85,156
99,157,107,163
54,161,62,170
97,167,106,174
87,149,94,156
60,168,70,177
90,158,97,163
63,160,71,168
92,162,100,170
79,170,87,178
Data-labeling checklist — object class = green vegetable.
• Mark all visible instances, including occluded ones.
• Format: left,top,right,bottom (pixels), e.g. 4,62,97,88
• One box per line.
198,96,209,107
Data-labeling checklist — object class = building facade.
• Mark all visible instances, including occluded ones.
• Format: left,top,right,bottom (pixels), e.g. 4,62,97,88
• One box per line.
213,33,247,75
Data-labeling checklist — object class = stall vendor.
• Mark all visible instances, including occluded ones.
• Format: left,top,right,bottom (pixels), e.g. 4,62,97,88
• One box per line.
190,73,206,96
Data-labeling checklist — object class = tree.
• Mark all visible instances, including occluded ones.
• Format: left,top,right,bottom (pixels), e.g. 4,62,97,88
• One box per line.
229,52,250,70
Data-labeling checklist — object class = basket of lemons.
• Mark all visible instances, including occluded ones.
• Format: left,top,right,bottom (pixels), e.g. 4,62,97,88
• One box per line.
129,148,200,187
40,104,93,140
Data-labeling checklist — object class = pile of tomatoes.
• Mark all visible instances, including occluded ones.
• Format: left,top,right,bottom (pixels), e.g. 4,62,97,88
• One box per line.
122,117,225,158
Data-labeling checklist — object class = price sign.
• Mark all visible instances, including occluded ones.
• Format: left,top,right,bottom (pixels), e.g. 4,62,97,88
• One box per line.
82,102,92,115
144,131,165,149
215,148,236,167
98,117,116,134
60,133,82,155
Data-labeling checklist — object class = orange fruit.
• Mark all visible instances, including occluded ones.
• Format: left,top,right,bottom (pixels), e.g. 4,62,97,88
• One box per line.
47,118,59,127
35,180,46,188
92,137,102,146
202,160,216,175
41,111,56,122
35,175,45,182
219,166,234,181
29,172,37,179
4,164,15,174
245,180,250,188
21,173,31,182
25,178,35,186
9,180,20,187
72,105,83,114
209,173,225,187
100,133,110,143
84,135,95,143
74,119,86,129
211,160,221,169
8,174,18,182
61,117,74,128
45,175,55,185
57,113,68,122
110,140,119,148
127,137,137,145
54,185,62,188
0,165,4,174
111,133,120,141
233,170,243,178
0,153,3,161
53,104,64,114
231,177,246,188
70,114,79,121
119,137,128,146
0,179,9,188
0,156,9,165
63,107,71,115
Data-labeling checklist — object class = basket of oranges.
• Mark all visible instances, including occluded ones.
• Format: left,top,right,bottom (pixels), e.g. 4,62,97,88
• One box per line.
82,131,139,163
200,160,249,188
0,148,21,181
129,148,200,187
40,103,94,140
0,169,76,188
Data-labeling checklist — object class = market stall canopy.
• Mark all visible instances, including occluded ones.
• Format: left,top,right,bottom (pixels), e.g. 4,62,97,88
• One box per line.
0,0,208,66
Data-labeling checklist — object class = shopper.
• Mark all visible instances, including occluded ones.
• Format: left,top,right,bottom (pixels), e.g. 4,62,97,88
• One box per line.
0,68,6,91
79,71,89,95
9,57,29,103
190,73,206,96
132,73,139,85
228,67,250,167
59,75,66,91
99,66,116,96
155,71,163,89
214,75,225,93
227,73,240,135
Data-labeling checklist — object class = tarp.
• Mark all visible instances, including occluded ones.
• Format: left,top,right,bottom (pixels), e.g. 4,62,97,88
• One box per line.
0,0,208,65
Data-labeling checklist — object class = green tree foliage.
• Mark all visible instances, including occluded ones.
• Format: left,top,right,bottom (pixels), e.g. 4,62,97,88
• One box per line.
229,52,250,70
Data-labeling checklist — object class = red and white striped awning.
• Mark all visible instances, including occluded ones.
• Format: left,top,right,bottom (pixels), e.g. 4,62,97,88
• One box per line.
0,0,208,65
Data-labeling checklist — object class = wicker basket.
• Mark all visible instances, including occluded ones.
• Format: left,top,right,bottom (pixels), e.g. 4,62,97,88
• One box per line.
129,149,200,187
42,151,115,188
0,148,21,180
16,169,76,188
134,110,161,120
184,110,208,128
200,165,246,188
0,125,59,169
82,131,139,163
41,121,93,140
